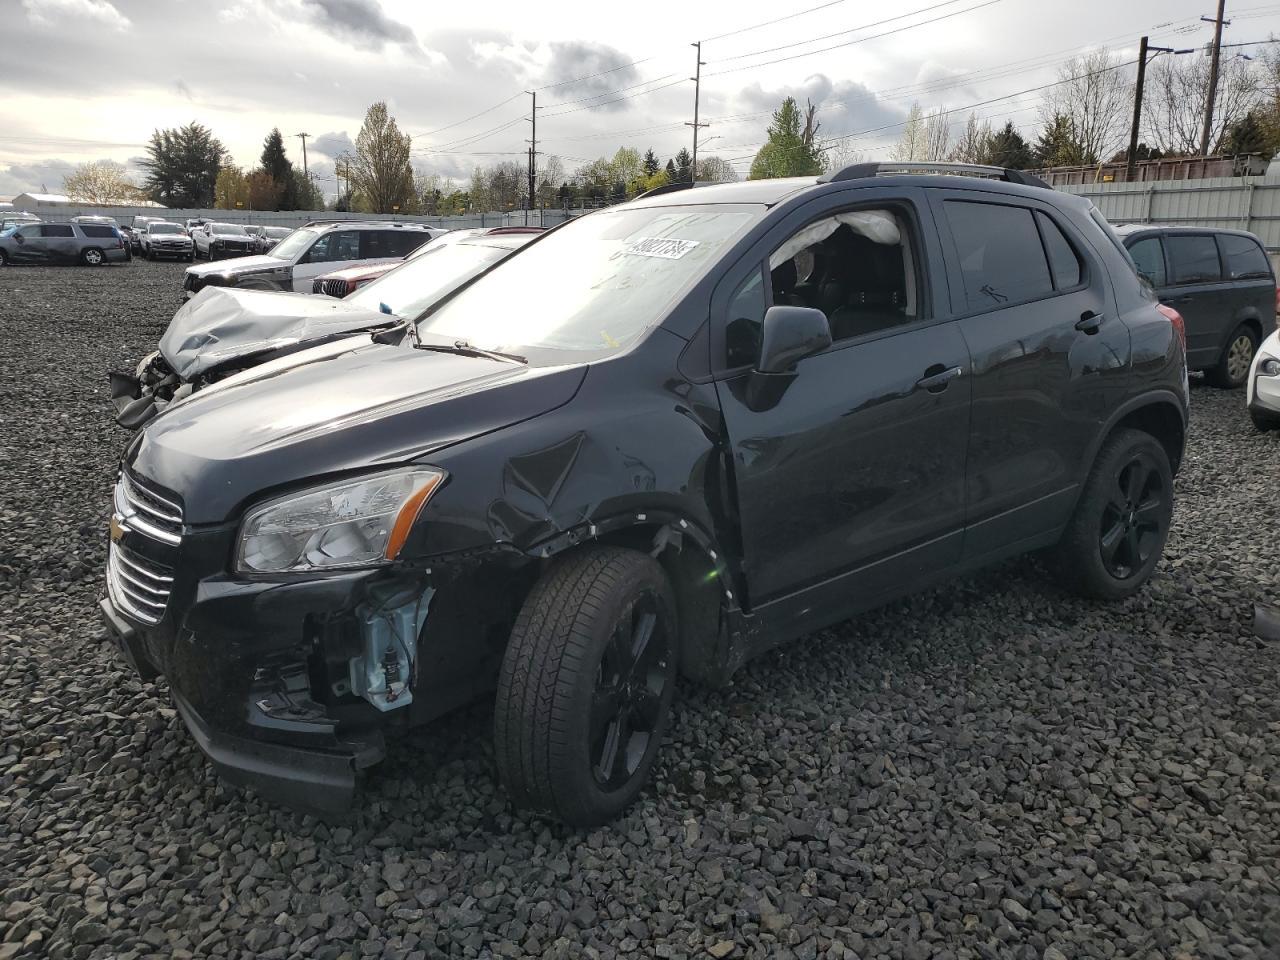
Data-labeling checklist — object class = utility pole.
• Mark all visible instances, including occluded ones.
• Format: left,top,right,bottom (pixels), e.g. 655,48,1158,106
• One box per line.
296,132,311,181
526,91,537,214
685,42,708,185
1126,37,1150,182
1199,0,1229,157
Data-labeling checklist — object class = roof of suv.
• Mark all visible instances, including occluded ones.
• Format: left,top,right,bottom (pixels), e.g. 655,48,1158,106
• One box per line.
300,220,443,233
630,162,1078,211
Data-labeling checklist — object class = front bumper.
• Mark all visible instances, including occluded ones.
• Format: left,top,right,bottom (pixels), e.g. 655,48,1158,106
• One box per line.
99,516,397,812
1248,370,1280,416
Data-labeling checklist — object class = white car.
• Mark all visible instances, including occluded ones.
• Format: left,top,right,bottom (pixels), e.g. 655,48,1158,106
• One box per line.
192,221,258,260
181,221,446,297
1247,328,1280,431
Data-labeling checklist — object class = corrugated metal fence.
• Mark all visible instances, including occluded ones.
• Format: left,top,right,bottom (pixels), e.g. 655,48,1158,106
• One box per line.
1058,172,1280,254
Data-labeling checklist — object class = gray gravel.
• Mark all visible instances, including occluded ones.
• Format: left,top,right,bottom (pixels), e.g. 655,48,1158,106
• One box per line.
2,259,1280,960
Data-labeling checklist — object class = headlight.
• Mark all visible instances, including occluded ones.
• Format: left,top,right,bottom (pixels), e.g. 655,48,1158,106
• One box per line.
236,468,446,574
1261,357,1280,377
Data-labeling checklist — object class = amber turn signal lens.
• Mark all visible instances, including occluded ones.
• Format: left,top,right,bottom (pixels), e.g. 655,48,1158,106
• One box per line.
384,473,445,560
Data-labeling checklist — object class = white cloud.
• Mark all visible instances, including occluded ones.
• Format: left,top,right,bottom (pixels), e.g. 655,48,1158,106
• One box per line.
21,0,130,32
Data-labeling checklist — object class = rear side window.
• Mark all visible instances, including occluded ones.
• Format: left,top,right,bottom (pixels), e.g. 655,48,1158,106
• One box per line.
1166,235,1221,284
945,200,1053,311
362,230,428,259
40,224,74,238
1217,233,1272,280
1126,237,1166,287
1036,212,1082,290
79,224,117,239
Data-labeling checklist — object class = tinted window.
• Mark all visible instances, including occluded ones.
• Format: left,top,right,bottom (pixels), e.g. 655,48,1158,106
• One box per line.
306,230,361,263
725,266,767,368
79,224,117,239
1036,212,1081,289
16,225,40,238
1217,233,1272,280
40,224,74,238
945,201,1053,310
1126,237,1166,287
1166,235,1221,284
363,230,429,259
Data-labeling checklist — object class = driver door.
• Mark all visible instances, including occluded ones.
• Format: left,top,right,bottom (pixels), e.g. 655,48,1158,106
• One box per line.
10,225,44,263
713,189,971,625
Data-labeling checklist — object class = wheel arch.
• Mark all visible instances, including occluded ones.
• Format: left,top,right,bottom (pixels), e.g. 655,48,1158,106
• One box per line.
531,512,735,686
1088,391,1187,478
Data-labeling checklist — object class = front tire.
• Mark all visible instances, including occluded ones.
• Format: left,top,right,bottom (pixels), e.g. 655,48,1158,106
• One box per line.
1049,428,1174,600
1206,324,1258,388
494,546,678,826
1251,408,1280,432
81,247,104,266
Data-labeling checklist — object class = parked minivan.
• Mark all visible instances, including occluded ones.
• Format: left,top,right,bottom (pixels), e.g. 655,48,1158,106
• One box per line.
103,163,1188,824
1118,225,1277,387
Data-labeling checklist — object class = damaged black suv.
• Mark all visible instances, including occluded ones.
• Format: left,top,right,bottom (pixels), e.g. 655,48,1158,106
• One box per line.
102,162,1188,825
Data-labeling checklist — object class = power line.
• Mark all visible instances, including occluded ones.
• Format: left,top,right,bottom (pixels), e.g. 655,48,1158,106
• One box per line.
706,0,1005,76
715,0,978,63
700,0,849,43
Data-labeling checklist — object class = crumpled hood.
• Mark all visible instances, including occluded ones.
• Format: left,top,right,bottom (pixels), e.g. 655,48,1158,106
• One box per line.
159,286,396,379
316,259,401,283
129,341,587,523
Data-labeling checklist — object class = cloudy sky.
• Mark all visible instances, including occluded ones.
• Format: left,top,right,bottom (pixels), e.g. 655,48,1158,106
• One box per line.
2,0,1276,198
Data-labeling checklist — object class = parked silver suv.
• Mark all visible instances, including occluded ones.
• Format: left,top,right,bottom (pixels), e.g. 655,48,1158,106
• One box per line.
0,221,129,266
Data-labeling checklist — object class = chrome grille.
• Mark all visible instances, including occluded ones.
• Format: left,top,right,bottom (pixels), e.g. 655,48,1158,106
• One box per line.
114,473,184,545
107,543,173,626
317,278,350,298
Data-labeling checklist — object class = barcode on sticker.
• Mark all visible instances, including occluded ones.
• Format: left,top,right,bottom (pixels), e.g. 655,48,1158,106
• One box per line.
625,237,700,260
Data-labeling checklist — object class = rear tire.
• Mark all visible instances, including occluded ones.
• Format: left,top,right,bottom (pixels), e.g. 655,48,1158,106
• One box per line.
494,546,679,826
1206,324,1258,388
1049,428,1173,601
81,247,104,266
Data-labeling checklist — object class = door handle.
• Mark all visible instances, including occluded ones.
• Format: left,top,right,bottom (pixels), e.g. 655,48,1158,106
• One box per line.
916,364,964,393
1075,310,1105,334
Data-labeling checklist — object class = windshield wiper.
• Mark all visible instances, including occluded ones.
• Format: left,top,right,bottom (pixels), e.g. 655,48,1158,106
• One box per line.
413,339,526,364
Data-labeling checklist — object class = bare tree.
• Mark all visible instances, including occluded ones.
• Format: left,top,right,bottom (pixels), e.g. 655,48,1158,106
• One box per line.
824,139,865,172
891,103,927,161
1039,48,1133,163
63,160,146,204
924,105,952,160
695,156,739,182
1144,54,1261,154
949,112,993,163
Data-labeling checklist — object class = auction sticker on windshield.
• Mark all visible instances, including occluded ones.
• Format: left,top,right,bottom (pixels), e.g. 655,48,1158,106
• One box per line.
625,237,700,260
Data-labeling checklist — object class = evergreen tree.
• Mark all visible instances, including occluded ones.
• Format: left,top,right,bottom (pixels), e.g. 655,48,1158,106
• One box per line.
1222,110,1271,156
643,148,660,177
1034,114,1090,166
260,128,298,209
985,122,1033,169
664,158,677,181
674,148,693,183
140,122,225,206
748,97,826,179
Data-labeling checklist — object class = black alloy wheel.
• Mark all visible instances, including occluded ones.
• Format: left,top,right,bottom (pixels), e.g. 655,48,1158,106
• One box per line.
495,546,679,826
588,594,673,791
1049,428,1174,600
1098,453,1166,580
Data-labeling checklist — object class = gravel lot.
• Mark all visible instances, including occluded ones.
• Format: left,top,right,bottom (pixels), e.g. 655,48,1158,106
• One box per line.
1,259,1279,960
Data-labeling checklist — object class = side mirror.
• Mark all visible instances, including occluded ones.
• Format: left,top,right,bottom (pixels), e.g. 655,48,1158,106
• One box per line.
756,305,832,374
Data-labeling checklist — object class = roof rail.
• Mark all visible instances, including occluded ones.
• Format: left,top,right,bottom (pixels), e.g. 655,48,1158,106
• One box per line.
819,161,1051,190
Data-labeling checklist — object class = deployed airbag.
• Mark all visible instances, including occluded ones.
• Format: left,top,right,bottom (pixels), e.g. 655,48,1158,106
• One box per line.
160,287,398,379
769,210,901,268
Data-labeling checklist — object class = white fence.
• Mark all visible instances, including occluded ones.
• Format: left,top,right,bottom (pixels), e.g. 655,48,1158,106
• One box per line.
10,202,575,231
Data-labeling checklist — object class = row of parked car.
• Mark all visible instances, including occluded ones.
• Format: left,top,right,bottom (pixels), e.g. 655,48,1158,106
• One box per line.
87,163,1280,827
